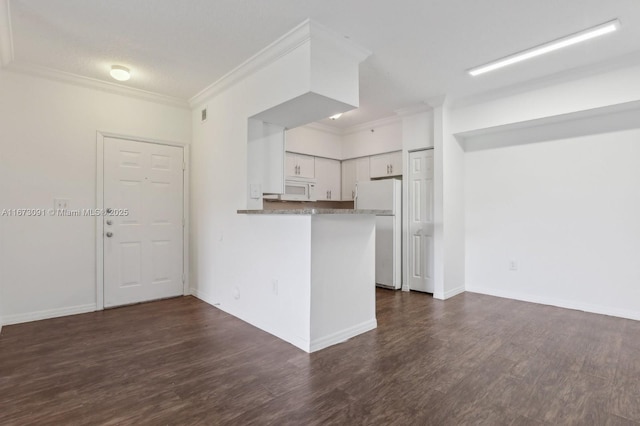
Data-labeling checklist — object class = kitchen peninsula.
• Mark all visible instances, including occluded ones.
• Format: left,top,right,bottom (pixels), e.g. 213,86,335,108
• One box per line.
237,208,390,352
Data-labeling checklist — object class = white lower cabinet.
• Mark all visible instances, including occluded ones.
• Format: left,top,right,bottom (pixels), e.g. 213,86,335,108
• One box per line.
315,157,341,201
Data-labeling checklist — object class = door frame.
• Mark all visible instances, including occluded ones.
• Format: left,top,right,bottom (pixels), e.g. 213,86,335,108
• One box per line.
95,131,190,310
403,147,434,293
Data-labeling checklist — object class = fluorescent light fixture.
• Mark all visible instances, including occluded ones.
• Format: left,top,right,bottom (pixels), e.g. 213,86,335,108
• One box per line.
110,65,131,81
329,113,343,120
468,19,620,76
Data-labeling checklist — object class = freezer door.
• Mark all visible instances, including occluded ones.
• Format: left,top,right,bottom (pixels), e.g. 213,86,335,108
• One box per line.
355,180,397,212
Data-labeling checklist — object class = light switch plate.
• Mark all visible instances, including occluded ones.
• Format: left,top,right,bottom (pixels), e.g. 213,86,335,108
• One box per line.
249,184,262,199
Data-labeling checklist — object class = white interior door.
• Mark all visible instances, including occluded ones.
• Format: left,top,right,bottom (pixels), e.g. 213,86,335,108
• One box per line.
408,150,434,293
103,137,184,308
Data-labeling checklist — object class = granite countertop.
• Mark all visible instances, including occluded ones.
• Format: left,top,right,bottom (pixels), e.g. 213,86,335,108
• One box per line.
237,209,393,216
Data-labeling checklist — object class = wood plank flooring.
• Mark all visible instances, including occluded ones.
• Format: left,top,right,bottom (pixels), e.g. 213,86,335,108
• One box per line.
1,289,640,425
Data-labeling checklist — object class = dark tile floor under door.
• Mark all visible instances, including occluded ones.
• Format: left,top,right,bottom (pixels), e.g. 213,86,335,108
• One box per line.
1,289,640,425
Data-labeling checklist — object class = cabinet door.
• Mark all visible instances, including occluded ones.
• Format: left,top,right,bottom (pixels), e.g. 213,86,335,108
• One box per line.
315,157,341,200
297,154,315,179
388,151,403,176
370,151,402,178
326,159,341,201
355,157,371,184
370,153,391,178
341,159,357,201
285,152,298,178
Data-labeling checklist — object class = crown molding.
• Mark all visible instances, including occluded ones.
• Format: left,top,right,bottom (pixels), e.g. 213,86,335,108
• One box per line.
0,0,14,67
342,114,401,135
308,20,371,63
395,103,431,117
303,121,344,136
189,19,371,108
5,61,189,109
189,19,314,108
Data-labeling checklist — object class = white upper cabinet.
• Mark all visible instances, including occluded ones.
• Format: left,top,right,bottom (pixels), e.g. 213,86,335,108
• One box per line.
341,157,370,200
370,151,403,178
315,157,341,201
286,152,315,179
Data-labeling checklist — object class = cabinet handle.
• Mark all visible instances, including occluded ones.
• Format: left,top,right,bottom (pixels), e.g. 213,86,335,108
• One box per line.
352,190,355,199
386,165,389,174
390,164,393,174
329,190,332,199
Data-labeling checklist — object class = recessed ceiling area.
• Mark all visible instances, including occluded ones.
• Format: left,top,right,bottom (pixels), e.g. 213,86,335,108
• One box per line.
3,0,640,127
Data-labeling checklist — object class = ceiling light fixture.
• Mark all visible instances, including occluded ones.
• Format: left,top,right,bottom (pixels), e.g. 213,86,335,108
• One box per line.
468,19,621,76
329,113,343,120
110,65,131,81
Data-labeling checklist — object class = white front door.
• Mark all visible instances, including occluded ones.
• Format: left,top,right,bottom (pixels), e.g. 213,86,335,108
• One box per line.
408,149,434,293
103,137,184,308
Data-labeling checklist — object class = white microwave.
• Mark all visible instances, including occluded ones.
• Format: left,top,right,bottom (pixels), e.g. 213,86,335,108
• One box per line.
265,179,317,201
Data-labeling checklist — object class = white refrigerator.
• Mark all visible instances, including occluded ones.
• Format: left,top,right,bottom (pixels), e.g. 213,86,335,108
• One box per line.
355,179,402,289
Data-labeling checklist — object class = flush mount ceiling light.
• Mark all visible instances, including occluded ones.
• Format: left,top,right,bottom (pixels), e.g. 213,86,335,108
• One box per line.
329,113,343,120
468,19,621,76
110,65,131,81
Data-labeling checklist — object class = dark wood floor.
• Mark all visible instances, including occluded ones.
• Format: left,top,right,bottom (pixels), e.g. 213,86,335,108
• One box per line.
1,290,640,425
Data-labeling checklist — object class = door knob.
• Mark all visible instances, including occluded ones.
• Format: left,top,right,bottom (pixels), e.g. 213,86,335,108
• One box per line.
106,232,113,238
106,208,113,214
106,219,113,226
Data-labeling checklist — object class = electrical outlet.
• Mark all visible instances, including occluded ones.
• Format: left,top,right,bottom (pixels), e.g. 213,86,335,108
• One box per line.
272,279,279,296
509,260,519,271
54,198,70,210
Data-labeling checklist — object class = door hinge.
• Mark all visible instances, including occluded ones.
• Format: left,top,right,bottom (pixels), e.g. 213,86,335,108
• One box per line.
182,274,185,284
182,218,186,227
182,162,186,171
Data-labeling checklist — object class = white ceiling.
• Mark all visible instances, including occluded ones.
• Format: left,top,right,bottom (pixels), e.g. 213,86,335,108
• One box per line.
3,0,640,128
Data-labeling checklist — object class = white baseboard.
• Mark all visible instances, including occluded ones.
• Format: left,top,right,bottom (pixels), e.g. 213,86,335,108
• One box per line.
1,303,97,326
434,285,465,300
190,286,312,352
190,286,216,304
309,318,377,353
466,285,640,322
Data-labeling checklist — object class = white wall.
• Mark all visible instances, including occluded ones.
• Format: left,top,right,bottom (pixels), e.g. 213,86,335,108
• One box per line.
0,70,191,325
310,215,376,351
465,128,640,320
342,119,402,159
286,125,342,159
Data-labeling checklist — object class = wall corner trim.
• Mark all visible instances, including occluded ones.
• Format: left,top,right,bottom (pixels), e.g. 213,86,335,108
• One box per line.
188,19,371,108
189,19,313,107
5,61,190,109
